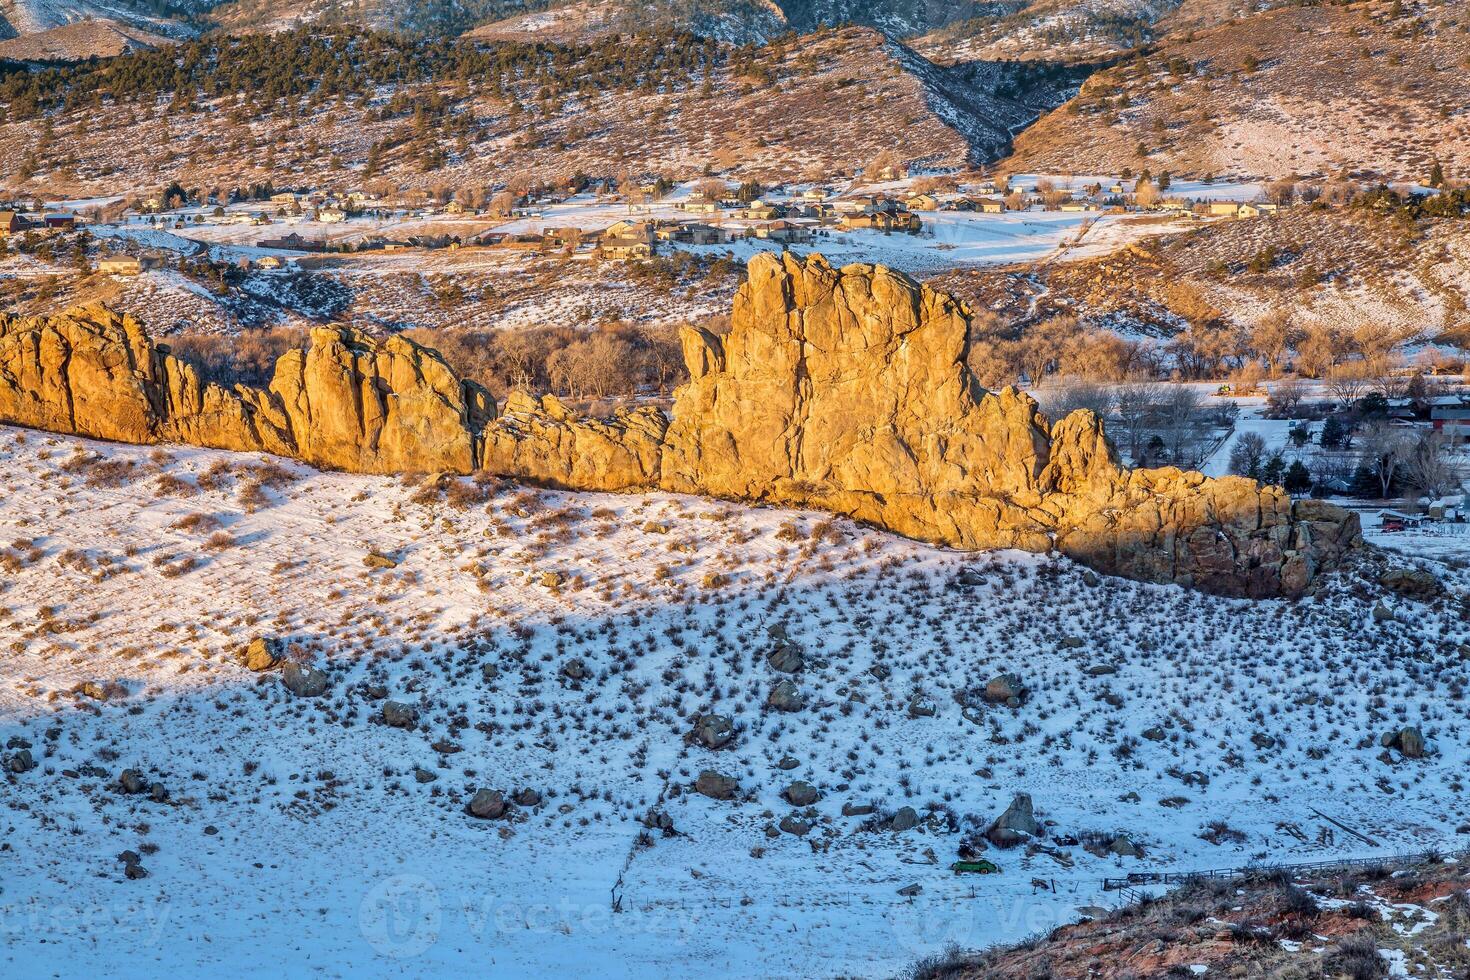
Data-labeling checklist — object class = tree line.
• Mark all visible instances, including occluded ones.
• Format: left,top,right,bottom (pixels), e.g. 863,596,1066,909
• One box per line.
0,26,723,122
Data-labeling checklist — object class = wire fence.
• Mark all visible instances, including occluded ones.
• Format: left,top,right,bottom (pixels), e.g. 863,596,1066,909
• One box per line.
1103,846,1467,903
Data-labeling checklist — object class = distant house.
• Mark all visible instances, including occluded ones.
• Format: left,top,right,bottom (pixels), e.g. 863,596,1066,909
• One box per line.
1207,201,1244,217
974,198,1005,213
543,227,584,247
1236,202,1279,218
601,236,654,260
683,223,726,245
316,207,347,223
753,220,813,244
1059,201,1095,213
443,200,466,215
841,208,921,234
270,192,301,205
905,194,939,212
44,213,76,230
258,232,324,251
604,219,650,239
598,218,657,258
1431,400,1470,439
745,202,782,221
0,211,25,235
99,255,161,276
681,201,720,214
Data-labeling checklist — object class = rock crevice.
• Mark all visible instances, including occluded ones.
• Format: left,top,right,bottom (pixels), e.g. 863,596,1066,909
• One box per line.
0,255,1360,596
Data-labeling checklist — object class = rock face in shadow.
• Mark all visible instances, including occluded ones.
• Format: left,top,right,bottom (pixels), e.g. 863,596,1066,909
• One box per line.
0,256,1361,597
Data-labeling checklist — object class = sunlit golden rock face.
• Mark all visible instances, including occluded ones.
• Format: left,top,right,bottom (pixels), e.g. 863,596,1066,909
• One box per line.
0,254,1359,596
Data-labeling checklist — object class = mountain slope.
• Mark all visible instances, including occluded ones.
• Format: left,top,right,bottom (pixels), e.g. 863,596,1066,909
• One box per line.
1002,0,1470,181
0,26,1064,197
0,16,174,60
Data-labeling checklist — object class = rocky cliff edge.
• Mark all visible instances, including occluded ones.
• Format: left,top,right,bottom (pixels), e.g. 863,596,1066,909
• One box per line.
0,254,1360,596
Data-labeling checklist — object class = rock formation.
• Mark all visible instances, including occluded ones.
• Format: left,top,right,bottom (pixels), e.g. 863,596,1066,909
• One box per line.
0,254,1361,596
0,306,488,474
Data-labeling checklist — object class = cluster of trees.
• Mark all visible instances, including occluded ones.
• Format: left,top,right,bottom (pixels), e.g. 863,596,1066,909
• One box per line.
1228,432,1312,492
1353,184,1470,222
1038,380,1227,469
1252,375,1461,500
967,313,1160,388
402,322,688,402
0,26,724,122
170,320,691,406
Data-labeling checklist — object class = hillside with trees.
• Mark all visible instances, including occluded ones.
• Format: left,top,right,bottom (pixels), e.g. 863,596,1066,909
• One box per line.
1002,0,1470,181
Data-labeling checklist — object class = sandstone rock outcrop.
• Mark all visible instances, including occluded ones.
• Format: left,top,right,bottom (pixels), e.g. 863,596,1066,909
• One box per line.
0,254,1361,597
0,306,487,473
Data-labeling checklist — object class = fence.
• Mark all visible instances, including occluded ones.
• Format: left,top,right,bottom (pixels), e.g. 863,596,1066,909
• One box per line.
1102,847,1466,898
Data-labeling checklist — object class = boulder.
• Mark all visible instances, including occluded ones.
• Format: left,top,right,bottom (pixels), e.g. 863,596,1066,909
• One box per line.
118,769,147,795
783,781,820,807
693,714,734,750
382,701,418,729
1380,567,1442,599
779,815,812,836
897,883,922,897
467,789,506,819
243,637,283,672
987,793,1042,848
1385,726,1428,759
766,643,804,673
842,802,875,817
889,806,919,832
513,789,542,807
907,695,938,718
1108,835,1142,858
695,770,739,801
5,749,35,773
281,663,329,698
767,680,805,713
983,674,1027,707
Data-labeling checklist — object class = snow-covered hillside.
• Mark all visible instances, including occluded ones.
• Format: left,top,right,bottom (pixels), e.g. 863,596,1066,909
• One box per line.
2,424,1467,976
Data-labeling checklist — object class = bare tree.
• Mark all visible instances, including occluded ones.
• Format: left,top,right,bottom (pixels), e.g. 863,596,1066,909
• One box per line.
693,178,728,202
1399,432,1459,500
1265,377,1307,418
1111,380,1160,467
1357,420,1411,498
1326,363,1372,410
1228,431,1268,478
1159,383,1210,467
1039,380,1112,421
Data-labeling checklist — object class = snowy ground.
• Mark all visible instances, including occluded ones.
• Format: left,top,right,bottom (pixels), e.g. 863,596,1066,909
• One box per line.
2,426,1468,978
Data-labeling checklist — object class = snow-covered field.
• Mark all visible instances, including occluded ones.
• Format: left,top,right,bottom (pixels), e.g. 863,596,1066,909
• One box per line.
2,426,1467,978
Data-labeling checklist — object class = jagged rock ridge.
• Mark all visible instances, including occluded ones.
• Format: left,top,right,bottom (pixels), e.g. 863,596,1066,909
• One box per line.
0,254,1360,596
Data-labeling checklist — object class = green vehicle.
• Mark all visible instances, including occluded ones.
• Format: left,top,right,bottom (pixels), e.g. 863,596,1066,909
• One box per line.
951,859,1000,875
